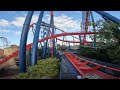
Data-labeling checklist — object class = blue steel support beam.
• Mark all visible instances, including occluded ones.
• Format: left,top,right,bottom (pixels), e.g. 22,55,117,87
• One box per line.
51,11,56,57
31,11,44,65
79,35,82,45
90,11,96,49
56,38,57,43
54,28,57,56
19,11,34,73
95,11,120,24
43,14,53,59
62,36,64,45
42,27,46,59
44,31,49,57
28,47,31,66
69,43,70,50
43,27,49,59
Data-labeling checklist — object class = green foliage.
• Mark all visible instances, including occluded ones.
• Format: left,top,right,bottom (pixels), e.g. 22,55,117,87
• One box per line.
79,19,120,65
26,48,43,63
56,44,61,50
78,46,111,63
108,45,120,64
13,57,60,79
13,73,29,79
96,20,120,46
96,20,120,64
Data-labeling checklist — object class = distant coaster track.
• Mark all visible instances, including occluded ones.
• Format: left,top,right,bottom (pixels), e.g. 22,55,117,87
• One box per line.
0,32,98,65
30,22,98,44
0,37,9,47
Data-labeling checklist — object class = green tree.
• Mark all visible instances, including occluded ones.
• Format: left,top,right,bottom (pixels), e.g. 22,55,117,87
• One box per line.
79,19,120,65
95,19,120,64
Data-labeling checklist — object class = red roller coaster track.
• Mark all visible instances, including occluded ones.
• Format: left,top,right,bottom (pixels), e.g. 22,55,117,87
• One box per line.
0,32,119,79
29,22,80,40
0,32,98,65
56,38,105,44
64,52,120,79
56,37,91,43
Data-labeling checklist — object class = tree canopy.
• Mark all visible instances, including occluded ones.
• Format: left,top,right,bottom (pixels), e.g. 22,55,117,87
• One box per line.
79,19,120,65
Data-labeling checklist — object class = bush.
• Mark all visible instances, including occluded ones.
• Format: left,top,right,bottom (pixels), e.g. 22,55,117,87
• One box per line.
78,46,111,63
13,73,29,79
108,46,120,64
78,45,120,65
13,57,60,79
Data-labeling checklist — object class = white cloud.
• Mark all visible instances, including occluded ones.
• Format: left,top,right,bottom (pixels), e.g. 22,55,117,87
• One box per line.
0,13,82,45
0,29,22,36
14,31,21,35
86,35,93,41
0,29,11,32
75,11,81,13
13,30,33,36
28,30,34,35
7,11,17,14
44,14,81,32
10,14,39,27
11,16,25,27
0,13,81,33
0,19,10,27
31,14,39,23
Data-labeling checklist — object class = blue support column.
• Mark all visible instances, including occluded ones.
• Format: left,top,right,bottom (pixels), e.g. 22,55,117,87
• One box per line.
43,14,53,59
62,36,64,45
69,43,70,50
79,36,82,45
44,12,53,57
43,14,52,58
19,11,34,73
56,38,57,43
43,27,49,59
95,11,120,24
90,11,96,49
31,11,44,65
28,47,31,66
51,11,56,57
